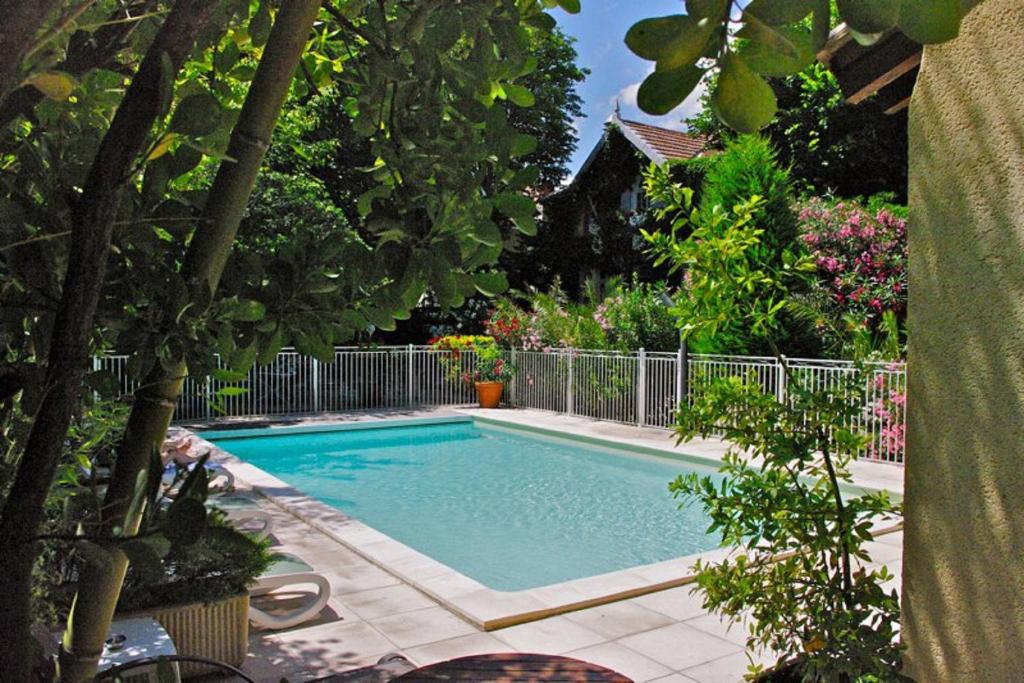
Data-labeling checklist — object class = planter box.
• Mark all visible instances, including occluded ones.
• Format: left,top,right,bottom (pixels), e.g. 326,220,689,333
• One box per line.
122,593,249,678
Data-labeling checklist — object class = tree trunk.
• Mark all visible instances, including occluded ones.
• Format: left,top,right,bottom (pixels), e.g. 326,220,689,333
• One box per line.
0,0,63,102
0,2,216,680
58,2,323,680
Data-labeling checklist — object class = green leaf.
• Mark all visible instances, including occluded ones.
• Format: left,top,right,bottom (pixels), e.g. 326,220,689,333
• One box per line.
507,165,540,191
249,1,272,47
557,0,581,13
212,368,247,382
473,271,509,296
493,192,535,219
170,93,224,137
23,71,76,101
738,24,815,77
626,15,716,71
837,0,900,34
472,220,502,246
685,0,728,19
637,65,705,115
224,298,266,322
711,51,777,133
362,307,396,331
811,0,831,50
744,0,813,25
509,133,538,157
257,327,286,365
898,0,961,44
523,11,556,31
504,84,535,107
163,498,207,546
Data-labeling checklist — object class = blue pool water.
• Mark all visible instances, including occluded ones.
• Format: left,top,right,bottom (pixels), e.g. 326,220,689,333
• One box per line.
207,420,723,591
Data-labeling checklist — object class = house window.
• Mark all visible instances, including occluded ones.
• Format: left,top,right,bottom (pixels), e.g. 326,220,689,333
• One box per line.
620,189,633,212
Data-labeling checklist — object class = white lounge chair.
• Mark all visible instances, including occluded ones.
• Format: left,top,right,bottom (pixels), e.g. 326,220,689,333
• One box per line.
209,494,274,540
249,554,331,630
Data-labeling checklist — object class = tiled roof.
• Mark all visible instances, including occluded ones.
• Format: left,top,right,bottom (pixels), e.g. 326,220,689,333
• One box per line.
618,119,708,161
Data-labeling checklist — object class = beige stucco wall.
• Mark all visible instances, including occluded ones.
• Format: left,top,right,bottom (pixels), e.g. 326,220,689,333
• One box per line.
903,0,1024,680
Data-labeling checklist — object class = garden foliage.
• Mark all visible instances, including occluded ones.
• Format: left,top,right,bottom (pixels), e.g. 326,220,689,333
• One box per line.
796,198,908,352
484,279,679,352
643,159,903,681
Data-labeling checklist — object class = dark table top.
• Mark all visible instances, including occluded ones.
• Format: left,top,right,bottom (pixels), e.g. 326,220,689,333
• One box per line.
392,652,633,682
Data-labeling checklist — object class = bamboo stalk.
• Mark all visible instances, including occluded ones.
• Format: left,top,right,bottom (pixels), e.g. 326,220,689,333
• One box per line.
58,2,323,680
0,2,216,679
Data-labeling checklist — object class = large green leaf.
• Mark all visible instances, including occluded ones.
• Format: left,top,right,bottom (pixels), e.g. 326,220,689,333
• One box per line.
472,220,502,246
898,0,961,44
163,498,207,546
739,24,815,77
557,0,581,14
711,52,777,133
626,15,716,71
509,133,538,157
473,271,509,297
504,84,535,107
685,0,728,19
637,65,705,116
170,93,224,137
493,192,536,223
837,0,900,34
744,0,813,25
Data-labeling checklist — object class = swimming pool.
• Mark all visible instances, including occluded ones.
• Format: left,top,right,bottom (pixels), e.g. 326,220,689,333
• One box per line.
206,418,723,591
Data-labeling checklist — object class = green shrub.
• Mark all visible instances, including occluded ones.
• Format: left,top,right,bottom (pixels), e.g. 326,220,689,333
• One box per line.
117,513,273,612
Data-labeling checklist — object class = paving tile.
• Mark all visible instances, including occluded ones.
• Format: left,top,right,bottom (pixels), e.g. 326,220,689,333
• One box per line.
564,641,673,682
369,606,478,649
679,651,758,683
631,586,708,621
619,623,743,671
648,674,700,683
683,614,751,647
565,600,675,640
493,615,606,654
254,620,397,679
324,562,402,595
403,632,514,667
344,583,437,620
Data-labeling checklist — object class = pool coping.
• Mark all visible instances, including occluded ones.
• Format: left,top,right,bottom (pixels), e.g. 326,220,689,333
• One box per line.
190,413,903,631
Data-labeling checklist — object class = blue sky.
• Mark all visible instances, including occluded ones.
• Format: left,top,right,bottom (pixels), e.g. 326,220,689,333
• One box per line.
556,1,707,179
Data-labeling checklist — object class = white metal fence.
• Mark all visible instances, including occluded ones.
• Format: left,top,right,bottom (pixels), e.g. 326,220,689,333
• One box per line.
95,345,907,464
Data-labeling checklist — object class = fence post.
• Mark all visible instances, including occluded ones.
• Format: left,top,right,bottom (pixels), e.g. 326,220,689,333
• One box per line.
675,347,684,410
407,344,415,407
566,348,574,416
311,356,320,413
637,348,646,427
776,354,788,404
509,348,517,406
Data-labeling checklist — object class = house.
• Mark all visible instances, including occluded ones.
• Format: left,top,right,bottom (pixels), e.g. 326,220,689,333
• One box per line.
525,109,707,298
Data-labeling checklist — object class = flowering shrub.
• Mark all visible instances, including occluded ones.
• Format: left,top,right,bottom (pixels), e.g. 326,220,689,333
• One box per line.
799,198,907,340
483,282,678,352
463,343,515,385
484,300,541,350
430,335,495,383
869,366,907,460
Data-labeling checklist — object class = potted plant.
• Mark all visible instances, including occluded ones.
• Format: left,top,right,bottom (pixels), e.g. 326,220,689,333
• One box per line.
466,343,515,408
115,510,273,677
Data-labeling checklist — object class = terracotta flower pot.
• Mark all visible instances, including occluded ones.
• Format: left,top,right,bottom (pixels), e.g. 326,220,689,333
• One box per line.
474,381,503,408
